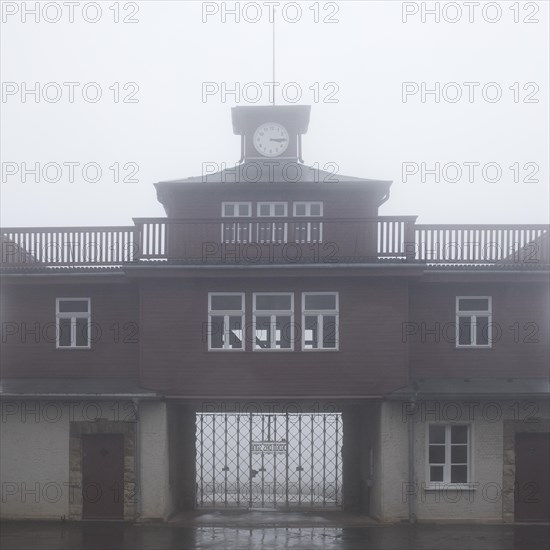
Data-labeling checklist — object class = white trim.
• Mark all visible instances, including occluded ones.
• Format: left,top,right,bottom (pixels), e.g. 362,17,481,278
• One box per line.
257,202,288,217
208,292,245,351
455,296,492,348
55,298,91,349
292,202,323,217
256,203,288,243
426,423,471,485
221,202,252,217
301,292,339,351
252,292,294,351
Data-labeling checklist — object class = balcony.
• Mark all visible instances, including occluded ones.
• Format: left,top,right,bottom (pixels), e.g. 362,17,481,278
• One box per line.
1,217,548,268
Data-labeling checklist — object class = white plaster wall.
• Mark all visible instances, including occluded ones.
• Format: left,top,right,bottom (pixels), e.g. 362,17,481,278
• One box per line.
378,400,409,522
379,399,550,522
0,401,69,519
0,399,136,520
139,401,171,520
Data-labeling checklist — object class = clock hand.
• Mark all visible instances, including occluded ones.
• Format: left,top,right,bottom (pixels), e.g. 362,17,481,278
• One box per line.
270,138,288,142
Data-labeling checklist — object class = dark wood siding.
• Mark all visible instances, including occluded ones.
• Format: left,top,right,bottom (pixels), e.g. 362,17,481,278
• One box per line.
138,276,409,397
408,282,550,379
164,184,380,220
0,283,139,379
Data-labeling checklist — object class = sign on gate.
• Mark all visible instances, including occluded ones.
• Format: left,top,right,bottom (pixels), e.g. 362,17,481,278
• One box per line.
251,441,288,454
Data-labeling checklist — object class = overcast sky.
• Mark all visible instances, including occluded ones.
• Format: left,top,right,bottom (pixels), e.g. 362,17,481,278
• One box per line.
1,0,548,227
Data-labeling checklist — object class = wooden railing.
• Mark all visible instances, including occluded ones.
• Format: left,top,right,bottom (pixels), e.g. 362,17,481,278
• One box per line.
1,218,548,267
1,226,138,265
414,225,549,264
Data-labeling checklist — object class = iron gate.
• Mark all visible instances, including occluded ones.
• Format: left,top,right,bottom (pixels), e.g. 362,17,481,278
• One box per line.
196,412,343,509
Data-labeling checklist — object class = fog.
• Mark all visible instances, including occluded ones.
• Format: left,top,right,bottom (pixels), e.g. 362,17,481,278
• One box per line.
1,1,548,228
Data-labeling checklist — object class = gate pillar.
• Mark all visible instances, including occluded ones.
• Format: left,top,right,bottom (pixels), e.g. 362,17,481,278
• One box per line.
342,404,361,512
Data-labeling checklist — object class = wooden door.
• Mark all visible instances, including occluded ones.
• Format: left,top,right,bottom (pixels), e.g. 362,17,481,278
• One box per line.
515,432,550,521
82,433,124,519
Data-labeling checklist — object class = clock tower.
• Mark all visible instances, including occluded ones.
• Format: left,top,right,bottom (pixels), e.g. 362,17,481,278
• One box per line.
232,105,311,162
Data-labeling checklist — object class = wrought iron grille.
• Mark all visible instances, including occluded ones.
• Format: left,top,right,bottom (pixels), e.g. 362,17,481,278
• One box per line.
196,412,343,509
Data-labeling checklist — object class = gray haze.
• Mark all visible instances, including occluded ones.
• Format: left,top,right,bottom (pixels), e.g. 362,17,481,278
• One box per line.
1,1,548,227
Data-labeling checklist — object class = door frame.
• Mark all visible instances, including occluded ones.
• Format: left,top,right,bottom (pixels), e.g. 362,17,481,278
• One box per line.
502,418,550,522
69,419,136,521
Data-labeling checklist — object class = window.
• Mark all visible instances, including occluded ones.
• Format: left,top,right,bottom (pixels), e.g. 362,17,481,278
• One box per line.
293,202,323,217
293,202,323,243
208,293,245,350
257,202,287,217
253,293,293,350
56,298,90,349
456,297,492,347
302,292,338,350
428,424,470,484
222,202,251,217
257,202,287,243
221,202,251,243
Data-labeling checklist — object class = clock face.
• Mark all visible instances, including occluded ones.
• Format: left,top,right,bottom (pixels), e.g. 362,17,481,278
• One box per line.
253,123,289,157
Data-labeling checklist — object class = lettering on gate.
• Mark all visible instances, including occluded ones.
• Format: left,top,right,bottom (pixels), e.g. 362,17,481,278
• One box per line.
250,441,288,454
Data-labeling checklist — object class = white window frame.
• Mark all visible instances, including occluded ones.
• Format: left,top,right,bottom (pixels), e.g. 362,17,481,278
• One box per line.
256,202,288,243
302,292,339,351
55,298,91,349
257,202,288,217
293,202,323,217
253,292,294,351
208,293,245,351
456,296,492,348
221,202,252,217
426,423,471,488
221,202,252,243
293,202,323,243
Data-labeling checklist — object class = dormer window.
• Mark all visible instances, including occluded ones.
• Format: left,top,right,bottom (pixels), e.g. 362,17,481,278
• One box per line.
257,202,287,217
222,202,251,217
293,202,323,217
293,202,323,243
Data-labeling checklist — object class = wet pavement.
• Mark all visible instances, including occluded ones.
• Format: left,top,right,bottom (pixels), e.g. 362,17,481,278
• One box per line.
1,519,549,550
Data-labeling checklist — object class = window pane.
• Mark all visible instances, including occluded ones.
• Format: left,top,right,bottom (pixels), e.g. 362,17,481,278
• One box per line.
451,425,468,444
275,316,291,348
451,445,467,463
259,204,270,216
295,204,306,216
310,204,322,216
58,318,71,346
210,316,224,348
58,300,88,313
458,298,489,311
476,316,489,345
211,295,242,311
323,315,337,348
458,316,472,345
223,204,234,217
75,318,88,346
255,316,271,349
228,316,243,349
430,466,444,482
304,316,318,349
256,294,291,311
238,204,249,216
305,294,336,310
274,204,285,216
429,425,445,444
451,465,468,483
429,445,445,464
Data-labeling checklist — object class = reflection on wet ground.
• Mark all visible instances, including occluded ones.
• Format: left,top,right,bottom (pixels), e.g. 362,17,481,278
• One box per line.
1,521,549,550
